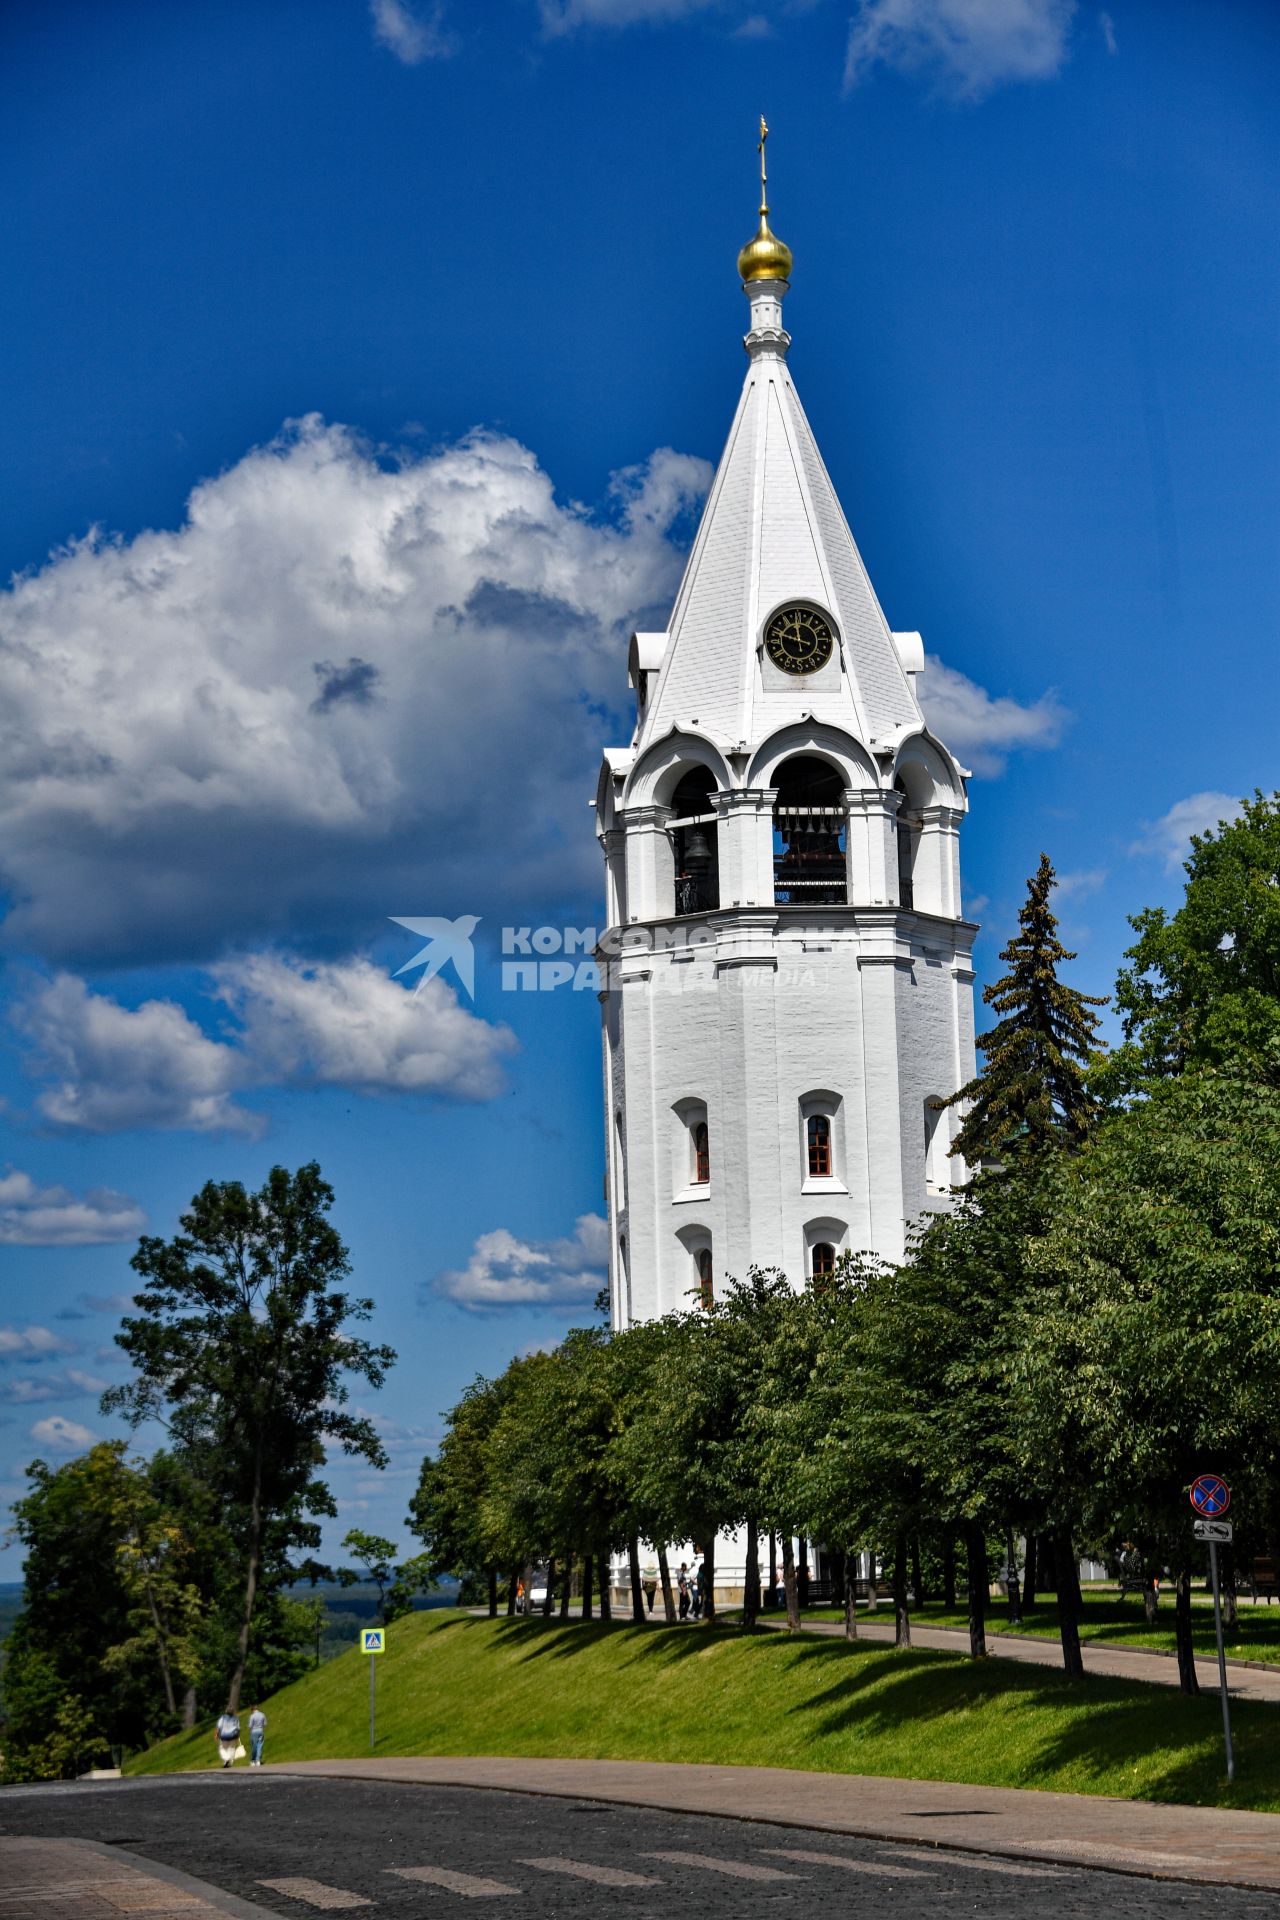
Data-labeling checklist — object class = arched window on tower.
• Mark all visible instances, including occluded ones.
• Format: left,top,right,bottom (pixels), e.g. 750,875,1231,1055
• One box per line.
811,1241,836,1281
773,756,847,905
696,1245,714,1309
671,768,719,916
807,1113,832,1179
613,1109,627,1213
924,1096,952,1194
693,1120,710,1185
895,778,921,911
618,1234,630,1323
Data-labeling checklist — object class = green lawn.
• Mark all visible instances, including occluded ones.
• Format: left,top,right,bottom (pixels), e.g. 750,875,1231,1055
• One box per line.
127,1609,1279,1812
798,1590,1280,1663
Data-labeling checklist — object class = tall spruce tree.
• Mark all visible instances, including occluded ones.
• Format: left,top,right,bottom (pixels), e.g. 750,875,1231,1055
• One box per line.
947,854,1106,1166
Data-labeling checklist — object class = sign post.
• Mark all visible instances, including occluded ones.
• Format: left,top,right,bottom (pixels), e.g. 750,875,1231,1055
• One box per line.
1189,1476,1234,1785
360,1627,385,1752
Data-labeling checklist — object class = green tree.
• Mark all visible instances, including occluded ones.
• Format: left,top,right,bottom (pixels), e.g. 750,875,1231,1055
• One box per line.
3,1444,142,1775
947,854,1106,1166
480,1332,627,1617
1111,791,1280,1089
601,1316,693,1622
1011,1071,1280,1693
338,1530,433,1624
606,1302,749,1621
106,1471,208,1726
410,1357,549,1613
104,1163,395,1711
728,1269,825,1631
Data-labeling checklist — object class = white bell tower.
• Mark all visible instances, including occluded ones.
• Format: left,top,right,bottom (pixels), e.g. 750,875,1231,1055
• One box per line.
596,130,977,1329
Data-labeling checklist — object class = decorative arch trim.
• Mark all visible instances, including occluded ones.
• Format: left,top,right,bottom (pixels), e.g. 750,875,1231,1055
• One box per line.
624,730,733,809
892,729,965,810
747,721,878,794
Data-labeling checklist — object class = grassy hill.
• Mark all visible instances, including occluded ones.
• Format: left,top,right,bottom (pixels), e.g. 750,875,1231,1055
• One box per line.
127,1610,1280,1811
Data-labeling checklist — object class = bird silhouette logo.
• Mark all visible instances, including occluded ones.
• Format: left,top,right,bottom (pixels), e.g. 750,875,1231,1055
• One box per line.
389,915,481,1000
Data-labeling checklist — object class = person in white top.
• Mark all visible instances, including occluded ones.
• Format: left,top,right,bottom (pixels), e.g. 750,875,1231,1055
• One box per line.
248,1705,267,1767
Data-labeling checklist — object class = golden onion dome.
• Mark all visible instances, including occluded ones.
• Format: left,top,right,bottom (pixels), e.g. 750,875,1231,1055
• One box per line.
739,119,792,285
737,209,793,285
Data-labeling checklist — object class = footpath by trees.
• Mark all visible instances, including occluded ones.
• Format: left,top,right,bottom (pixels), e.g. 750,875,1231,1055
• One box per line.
409,814,1280,1699
2,1163,397,1781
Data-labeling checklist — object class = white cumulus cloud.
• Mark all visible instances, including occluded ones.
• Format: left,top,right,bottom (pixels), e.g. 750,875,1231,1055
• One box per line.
15,955,516,1135
0,1168,146,1245
29,1413,99,1455
0,1369,109,1405
0,418,709,968
214,952,515,1100
370,0,454,63
1131,792,1242,873
436,1212,608,1309
918,655,1067,776
15,973,255,1135
539,0,720,31
0,1325,78,1359
845,0,1077,99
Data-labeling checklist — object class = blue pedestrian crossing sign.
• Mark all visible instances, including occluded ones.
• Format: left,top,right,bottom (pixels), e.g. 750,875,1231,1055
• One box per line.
360,1628,386,1653
1189,1473,1231,1517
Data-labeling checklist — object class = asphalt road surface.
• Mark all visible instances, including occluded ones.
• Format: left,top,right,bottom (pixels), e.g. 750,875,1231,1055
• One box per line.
2,1775,1275,1919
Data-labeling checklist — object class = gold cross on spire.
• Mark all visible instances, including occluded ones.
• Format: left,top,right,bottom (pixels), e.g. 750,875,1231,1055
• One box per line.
737,112,792,286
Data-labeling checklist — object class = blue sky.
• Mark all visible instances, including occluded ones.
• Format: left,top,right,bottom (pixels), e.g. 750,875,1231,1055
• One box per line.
1,0,1276,1564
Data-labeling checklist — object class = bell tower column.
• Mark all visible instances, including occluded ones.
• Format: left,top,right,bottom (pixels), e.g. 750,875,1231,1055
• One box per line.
844,788,901,906
918,804,964,918
714,789,776,908
621,805,673,923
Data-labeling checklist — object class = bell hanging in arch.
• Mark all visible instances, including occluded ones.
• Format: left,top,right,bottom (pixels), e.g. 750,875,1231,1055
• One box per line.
683,824,713,871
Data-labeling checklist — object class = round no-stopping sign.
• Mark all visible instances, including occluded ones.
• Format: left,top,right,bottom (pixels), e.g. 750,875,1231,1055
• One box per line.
1189,1473,1231,1516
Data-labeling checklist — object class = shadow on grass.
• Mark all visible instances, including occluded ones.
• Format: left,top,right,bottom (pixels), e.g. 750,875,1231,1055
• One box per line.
494,1616,721,1674
782,1631,1275,1808
454,1614,1280,1809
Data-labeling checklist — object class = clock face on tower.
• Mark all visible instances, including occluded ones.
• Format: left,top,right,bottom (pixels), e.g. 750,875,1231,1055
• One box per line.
764,604,835,676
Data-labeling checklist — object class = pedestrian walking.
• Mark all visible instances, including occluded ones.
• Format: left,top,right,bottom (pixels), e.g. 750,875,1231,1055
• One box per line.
642,1564,658,1613
215,1707,242,1768
515,1576,526,1615
248,1705,267,1767
690,1557,704,1619
677,1563,690,1620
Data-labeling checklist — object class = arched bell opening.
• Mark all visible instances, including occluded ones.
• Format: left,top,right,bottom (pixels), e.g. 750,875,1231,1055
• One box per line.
895,777,922,910
773,755,847,905
671,767,720,916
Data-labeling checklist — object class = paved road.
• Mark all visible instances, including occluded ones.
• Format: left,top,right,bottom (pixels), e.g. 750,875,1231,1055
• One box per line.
2,1775,1275,1920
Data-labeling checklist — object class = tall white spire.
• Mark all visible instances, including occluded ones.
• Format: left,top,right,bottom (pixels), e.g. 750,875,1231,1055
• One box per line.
636,126,923,760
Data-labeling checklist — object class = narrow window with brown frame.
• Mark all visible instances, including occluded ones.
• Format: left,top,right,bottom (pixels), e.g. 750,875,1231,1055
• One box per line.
807,1113,832,1179
693,1120,710,1185
696,1246,714,1309
811,1242,836,1280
